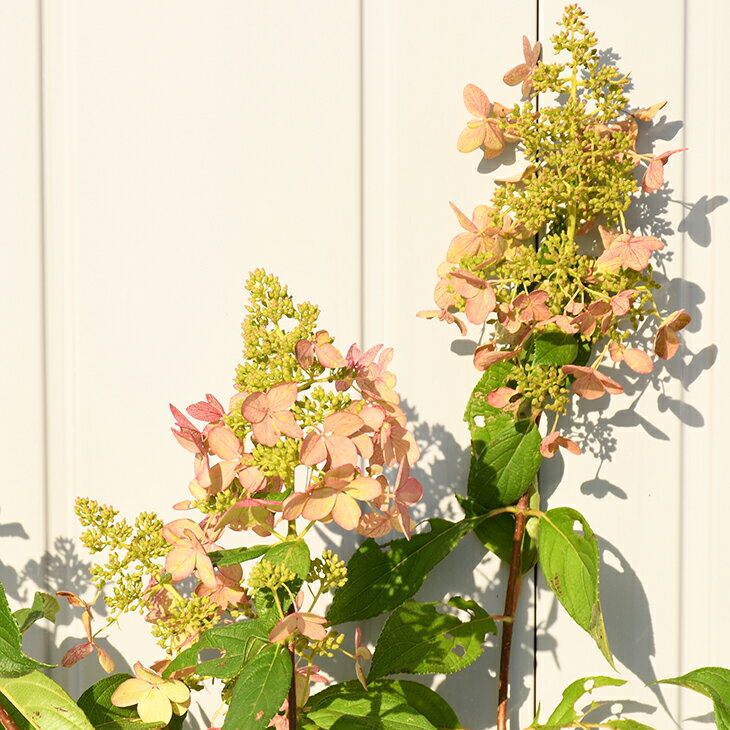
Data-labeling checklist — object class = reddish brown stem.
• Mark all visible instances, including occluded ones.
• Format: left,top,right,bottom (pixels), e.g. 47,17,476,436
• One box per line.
496,491,530,730
0,702,20,730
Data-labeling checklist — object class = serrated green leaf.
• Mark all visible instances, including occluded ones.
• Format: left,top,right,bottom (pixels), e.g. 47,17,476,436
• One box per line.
601,721,656,730
76,674,162,729
327,518,479,625
222,643,291,730
162,620,272,679
544,676,625,726
266,540,311,579
464,361,516,426
528,331,581,366
467,414,541,510
13,591,59,634
537,508,613,668
657,666,730,730
0,582,44,677
209,544,271,567
0,669,94,729
368,598,496,680
305,679,463,729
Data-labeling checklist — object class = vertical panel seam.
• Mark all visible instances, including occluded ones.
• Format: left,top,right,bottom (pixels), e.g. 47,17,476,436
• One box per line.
37,0,50,665
359,0,365,349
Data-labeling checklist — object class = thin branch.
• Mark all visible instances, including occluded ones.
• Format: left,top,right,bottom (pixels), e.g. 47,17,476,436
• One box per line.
497,490,530,730
0,702,20,730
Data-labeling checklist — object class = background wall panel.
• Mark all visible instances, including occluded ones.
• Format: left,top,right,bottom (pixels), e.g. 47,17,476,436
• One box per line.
1,1,727,727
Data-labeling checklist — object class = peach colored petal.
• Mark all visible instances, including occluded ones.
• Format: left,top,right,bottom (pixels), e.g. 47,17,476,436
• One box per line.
207,425,241,460
347,476,384,501
282,492,309,521
332,493,362,531
449,202,478,232
463,84,490,117
457,123,486,153
324,411,363,436
325,434,359,468
271,410,304,439
242,392,269,424
301,489,337,521
300,431,328,466
252,418,280,447
623,348,654,373
267,382,298,411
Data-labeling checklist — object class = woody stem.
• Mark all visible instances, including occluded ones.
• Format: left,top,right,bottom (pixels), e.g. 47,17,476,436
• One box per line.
496,490,530,730
0,702,20,730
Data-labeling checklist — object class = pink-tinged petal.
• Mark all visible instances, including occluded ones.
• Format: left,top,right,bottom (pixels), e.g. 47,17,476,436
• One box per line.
267,382,298,411
170,404,196,431
572,373,606,400
324,411,363,436
325,435,359,468
171,428,201,454
457,123,486,153
241,392,269,424
551,315,579,334
165,548,197,582
488,387,518,408
642,158,665,193
634,101,667,122
207,425,241,460
434,278,458,309
358,403,386,430
162,518,202,546
96,645,115,673
271,410,304,440
282,491,309,521
447,232,480,263
238,465,267,493
195,553,217,589
61,641,94,667
482,122,505,159
269,614,298,643
300,431,328,466
187,400,224,423
397,479,423,506
315,342,346,368
252,418,280,447
473,344,514,371
526,37,541,65
449,202,478,233
295,339,315,369
463,84,490,117
298,613,328,641
503,62,528,87
610,289,637,315
540,432,581,458
301,489,338,521
173,500,193,510
346,476,384,501
350,432,374,459
623,348,654,373
332,493,362,531
358,512,393,538
465,287,496,325
209,461,238,493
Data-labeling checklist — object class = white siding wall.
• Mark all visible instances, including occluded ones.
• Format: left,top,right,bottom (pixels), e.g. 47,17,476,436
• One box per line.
2,1,727,727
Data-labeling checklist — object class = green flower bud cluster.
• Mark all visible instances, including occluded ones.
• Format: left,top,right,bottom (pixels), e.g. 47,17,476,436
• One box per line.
248,559,296,595
235,269,320,392
292,387,352,429
513,363,570,415
252,437,301,484
149,592,219,653
76,498,167,601
296,629,345,658
307,550,348,592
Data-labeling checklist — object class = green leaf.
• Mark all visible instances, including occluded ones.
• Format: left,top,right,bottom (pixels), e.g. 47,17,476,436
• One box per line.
545,676,625,726
657,666,730,730
467,414,542,510
0,582,44,677
304,679,462,729
76,674,161,729
327,518,478,625
528,331,580,366
209,544,271,567
464,361,516,426
601,721,656,730
368,598,496,680
222,643,291,730
0,670,94,729
266,540,311,579
537,508,613,668
12,592,60,635
163,619,272,679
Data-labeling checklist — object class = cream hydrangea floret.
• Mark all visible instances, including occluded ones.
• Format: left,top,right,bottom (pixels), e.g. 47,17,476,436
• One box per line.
111,661,190,725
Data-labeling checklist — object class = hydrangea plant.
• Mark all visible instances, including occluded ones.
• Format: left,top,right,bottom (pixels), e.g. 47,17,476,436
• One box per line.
0,6,726,730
